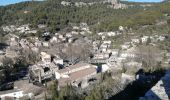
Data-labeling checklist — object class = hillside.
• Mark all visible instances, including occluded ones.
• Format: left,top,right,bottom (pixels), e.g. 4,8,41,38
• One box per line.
0,0,170,32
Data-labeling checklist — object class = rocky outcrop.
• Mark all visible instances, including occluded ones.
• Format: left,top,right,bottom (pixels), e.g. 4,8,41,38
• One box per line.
104,0,127,9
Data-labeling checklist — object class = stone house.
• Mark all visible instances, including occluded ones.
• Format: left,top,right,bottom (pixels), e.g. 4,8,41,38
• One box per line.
111,49,119,56
121,44,130,50
50,37,58,43
34,40,42,47
55,63,97,88
71,31,79,35
119,26,124,31
43,32,50,36
97,32,105,36
102,35,106,40
2,25,16,32
40,52,51,64
131,39,140,44
29,64,53,83
0,90,33,100
73,26,79,30
141,36,149,43
101,64,111,72
158,36,165,41
53,57,63,65
103,40,112,44
25,30,37,34
65,33,72,38
31,47,39,53
19,39,30,49
7,34,19,47
5,48,19,59
93,53,110,59
61,1,71,6
107,32,116,37
120,52,136,59
42,42,49,47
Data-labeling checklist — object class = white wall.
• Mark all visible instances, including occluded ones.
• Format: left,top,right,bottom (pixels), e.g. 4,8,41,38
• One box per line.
102,64,110,72
0,91,24,99
55,72,61,79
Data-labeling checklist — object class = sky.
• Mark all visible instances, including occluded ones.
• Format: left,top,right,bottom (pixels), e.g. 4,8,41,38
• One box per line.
0,0,44,6
0,0,164,6
0,0,30,6
126,0,163,2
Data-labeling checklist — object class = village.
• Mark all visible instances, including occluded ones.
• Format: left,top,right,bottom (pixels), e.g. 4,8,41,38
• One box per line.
0,22,169,99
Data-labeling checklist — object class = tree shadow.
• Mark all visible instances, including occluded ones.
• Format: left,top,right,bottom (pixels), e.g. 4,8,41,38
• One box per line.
109,69,165,100
161,70,170,99
0,43,8,50
140,70,170,100
0,65,29,91
140,90,161,100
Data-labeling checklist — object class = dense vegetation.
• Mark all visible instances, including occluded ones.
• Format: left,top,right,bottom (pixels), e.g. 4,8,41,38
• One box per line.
0,0,170,32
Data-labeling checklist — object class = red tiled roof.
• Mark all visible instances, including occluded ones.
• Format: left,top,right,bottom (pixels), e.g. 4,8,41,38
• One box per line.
58,63,89,74
58,67,96,86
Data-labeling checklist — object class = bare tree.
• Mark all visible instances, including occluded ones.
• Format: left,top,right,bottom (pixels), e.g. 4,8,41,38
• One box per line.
20,49,40,64
2,57,14,81
137,45,161,72
0,69,6,85
58,42,92,64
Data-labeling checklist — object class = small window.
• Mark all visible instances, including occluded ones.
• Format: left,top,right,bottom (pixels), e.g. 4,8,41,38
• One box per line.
44,67,50,72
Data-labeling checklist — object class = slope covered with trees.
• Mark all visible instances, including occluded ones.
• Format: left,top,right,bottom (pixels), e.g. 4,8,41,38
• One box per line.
0,0,170,32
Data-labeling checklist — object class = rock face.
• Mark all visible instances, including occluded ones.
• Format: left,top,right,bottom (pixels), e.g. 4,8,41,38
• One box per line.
106,0,118,4
140,70,170,100
104,0,127,9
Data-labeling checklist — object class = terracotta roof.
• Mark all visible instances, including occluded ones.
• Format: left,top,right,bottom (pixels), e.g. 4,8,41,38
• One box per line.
58,63,89,74
58,67,96,86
